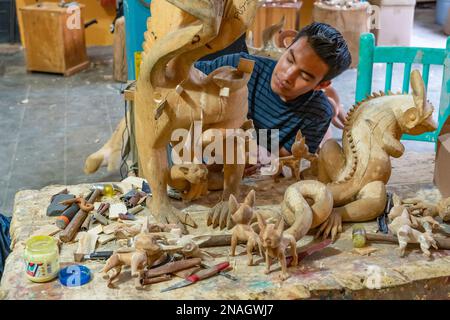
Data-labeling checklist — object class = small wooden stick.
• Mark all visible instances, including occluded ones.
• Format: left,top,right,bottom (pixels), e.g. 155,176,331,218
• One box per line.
143,258,202,279
140,275,172,286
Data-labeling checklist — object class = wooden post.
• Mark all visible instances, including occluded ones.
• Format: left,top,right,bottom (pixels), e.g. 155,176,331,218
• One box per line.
113,16,128,83
313,2,370,68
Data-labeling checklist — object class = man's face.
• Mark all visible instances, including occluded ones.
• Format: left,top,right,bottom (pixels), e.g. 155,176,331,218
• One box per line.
271,37,330,102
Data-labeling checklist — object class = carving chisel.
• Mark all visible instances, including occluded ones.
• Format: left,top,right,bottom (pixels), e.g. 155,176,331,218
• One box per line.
161,262,230,293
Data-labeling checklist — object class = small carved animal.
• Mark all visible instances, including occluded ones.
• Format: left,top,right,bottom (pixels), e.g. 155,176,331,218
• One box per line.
256,213,298,280
168,164,209,202
102,233,164,289
272,130,316,182
388,209,437,258
229,190,263,266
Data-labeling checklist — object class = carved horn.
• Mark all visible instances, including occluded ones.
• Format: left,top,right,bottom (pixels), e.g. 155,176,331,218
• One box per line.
262,16,285,48
410,70,426,117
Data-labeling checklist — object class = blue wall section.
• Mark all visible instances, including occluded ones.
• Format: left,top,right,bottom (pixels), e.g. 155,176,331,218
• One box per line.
124,0,151,80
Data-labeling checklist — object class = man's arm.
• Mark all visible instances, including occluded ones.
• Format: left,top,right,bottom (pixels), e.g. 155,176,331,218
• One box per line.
194,52,245,75
284,117,332,155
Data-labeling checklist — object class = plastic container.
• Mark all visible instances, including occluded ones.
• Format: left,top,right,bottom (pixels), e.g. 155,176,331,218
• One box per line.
24,235,60,283
352,224,367,248
436,0,450,25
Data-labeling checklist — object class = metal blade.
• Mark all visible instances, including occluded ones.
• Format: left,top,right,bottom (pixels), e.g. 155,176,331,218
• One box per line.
160,279,192,293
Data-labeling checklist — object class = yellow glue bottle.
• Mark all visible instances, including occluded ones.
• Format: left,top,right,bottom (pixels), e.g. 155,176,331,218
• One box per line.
352,224,367,248
24,235,59,283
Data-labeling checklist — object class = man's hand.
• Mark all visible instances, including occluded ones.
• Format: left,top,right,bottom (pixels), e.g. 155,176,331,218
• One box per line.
244,163,262,177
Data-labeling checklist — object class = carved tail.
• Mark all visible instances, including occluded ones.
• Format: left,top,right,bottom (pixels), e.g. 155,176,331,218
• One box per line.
281,180,334,241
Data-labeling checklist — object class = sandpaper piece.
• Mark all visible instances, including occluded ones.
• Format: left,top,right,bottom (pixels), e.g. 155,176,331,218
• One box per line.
32,225,61,237
109,203,127,220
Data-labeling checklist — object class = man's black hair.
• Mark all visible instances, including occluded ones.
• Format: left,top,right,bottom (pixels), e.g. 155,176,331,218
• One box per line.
291,22,352,81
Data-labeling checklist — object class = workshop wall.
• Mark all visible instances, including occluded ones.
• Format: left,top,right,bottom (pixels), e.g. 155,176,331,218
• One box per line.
15,0,116,47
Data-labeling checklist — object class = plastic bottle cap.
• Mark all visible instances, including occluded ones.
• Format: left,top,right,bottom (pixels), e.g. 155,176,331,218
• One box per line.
59,265,91,287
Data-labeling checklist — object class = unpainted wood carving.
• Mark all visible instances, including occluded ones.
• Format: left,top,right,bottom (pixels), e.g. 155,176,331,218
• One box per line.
256,212,298,280
289,70,437,241
102,232,164,289
229,190,263,266
388,208,438,258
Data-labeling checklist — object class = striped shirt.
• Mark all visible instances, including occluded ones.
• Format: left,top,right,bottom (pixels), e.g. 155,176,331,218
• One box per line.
194,52,333,153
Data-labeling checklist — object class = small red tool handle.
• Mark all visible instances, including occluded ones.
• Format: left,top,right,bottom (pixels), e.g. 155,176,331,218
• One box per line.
187,262,230,283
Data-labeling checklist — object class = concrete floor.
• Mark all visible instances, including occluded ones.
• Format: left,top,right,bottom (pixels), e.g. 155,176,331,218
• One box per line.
0,6,446,216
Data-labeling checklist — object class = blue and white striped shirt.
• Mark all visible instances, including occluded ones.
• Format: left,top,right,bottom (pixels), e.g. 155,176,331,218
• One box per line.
195,52,333,153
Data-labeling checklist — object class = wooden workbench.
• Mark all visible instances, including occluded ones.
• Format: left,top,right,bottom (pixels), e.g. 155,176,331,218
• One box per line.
1,149,449,300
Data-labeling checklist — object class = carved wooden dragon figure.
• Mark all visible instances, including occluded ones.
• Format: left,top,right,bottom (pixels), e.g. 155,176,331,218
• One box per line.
278,70,437,241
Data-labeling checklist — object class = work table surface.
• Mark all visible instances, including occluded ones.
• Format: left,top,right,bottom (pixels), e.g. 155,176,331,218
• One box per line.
1,149,449,300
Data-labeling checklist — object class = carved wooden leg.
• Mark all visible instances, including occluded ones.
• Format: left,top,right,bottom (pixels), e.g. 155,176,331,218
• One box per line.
107,266,122,288
316,139,346,182
207,162,245,230
278,252,290,281
290,237,298,267
246,237,255,266
131,252,147,278
230,233,238,257
264,251,271,275
143,147,197,232
317,181,387,242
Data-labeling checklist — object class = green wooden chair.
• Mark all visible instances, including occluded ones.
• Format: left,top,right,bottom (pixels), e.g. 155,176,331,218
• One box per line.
355,33,450,143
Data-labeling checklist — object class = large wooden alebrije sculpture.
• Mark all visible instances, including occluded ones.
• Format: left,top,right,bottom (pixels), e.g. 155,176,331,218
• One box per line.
131,0,259,231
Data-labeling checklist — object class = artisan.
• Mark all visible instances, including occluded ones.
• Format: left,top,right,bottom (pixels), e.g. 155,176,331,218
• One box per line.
195,22,352,174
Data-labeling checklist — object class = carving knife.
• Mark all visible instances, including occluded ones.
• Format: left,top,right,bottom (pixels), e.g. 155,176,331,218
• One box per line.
200,262,238,281
161,261,230,293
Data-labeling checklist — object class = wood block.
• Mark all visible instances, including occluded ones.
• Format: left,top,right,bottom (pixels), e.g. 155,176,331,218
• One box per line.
113,16,127,82
313,2,370,68
249,1,302,48
103,222,124,235
76,232,98,255
88,224,103,235
19,2,89,75
109,203,127,220
98,233,116,245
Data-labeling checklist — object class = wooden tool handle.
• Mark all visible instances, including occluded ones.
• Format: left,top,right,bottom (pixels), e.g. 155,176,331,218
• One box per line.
140,275,172,286
60,189,101,243
366,233,450,250
187,262,229,282
144,258,202,279
366,233,398,243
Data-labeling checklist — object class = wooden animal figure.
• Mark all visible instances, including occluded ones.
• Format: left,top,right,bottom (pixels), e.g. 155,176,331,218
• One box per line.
102,233,164,289
256,213,298,280
388,209,438,258
168,164,209,202
272,130,317,182
228,190,263,266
